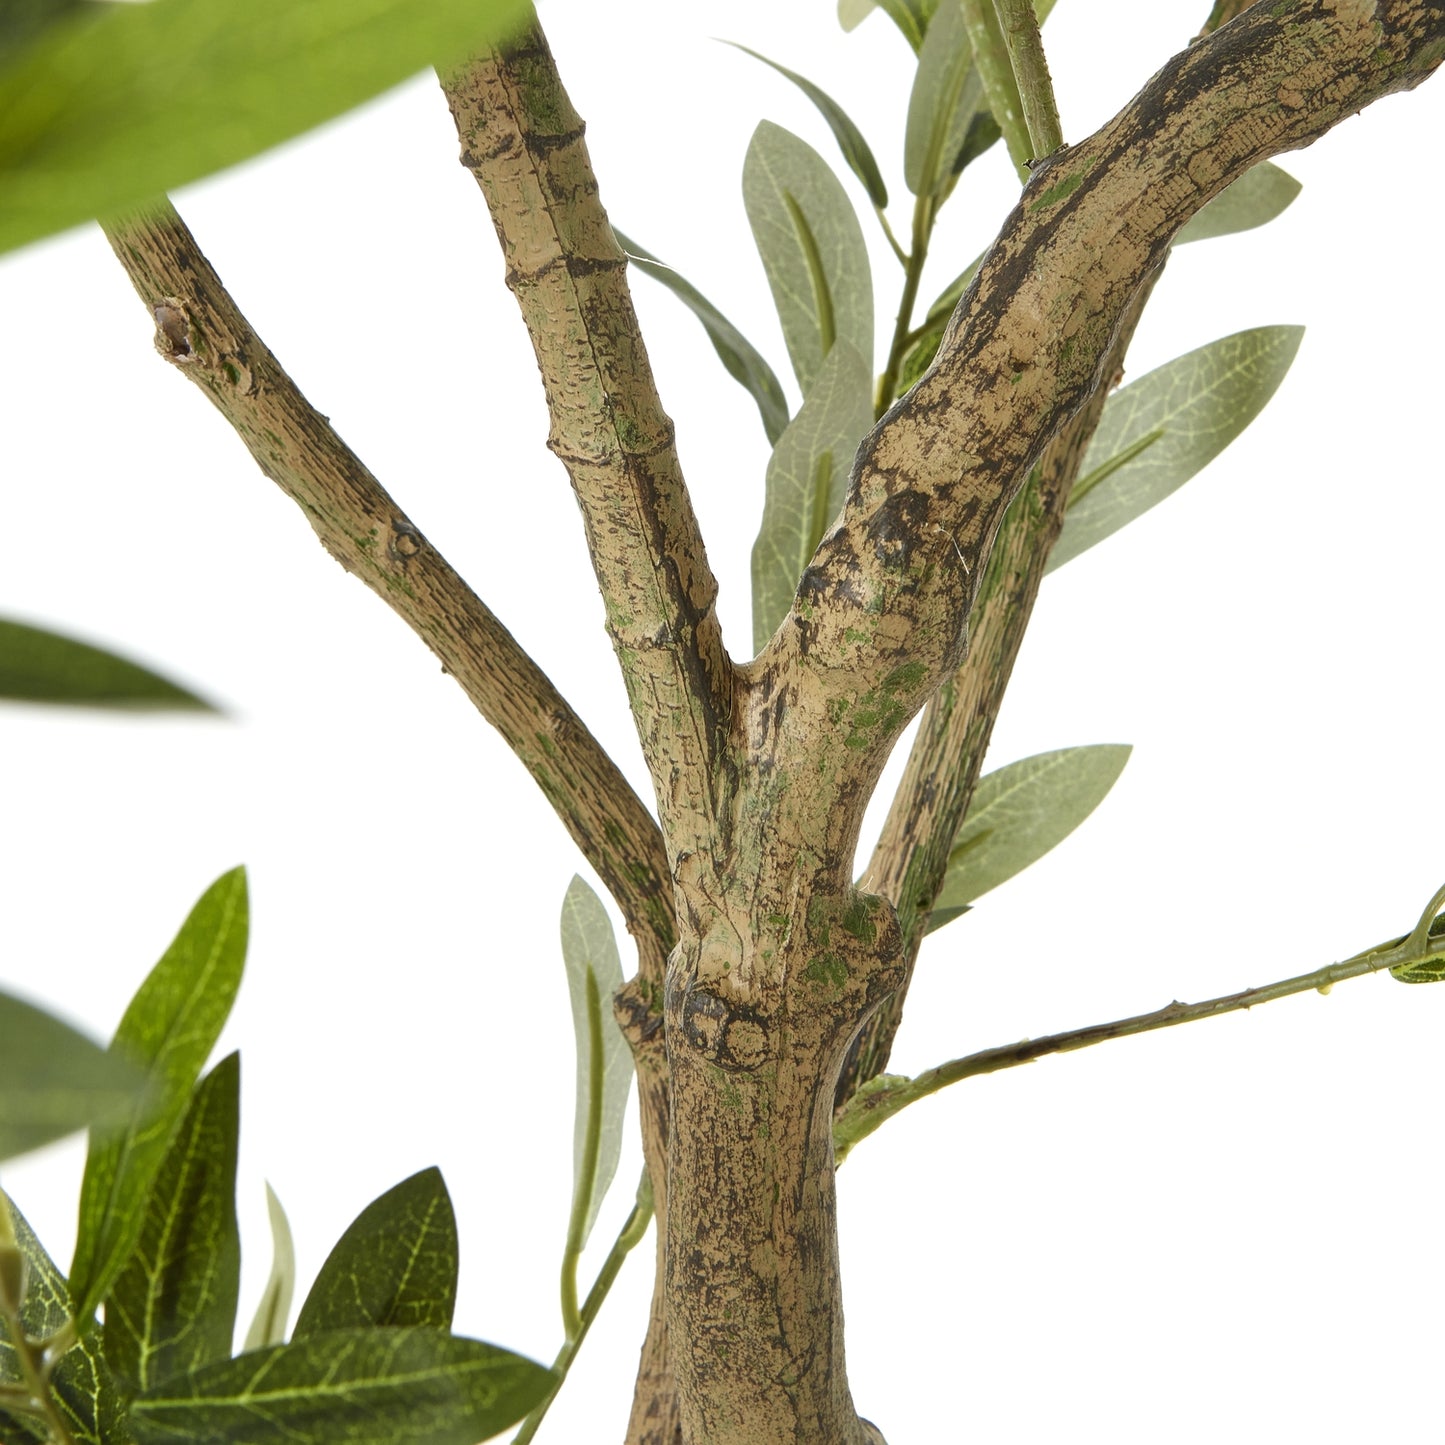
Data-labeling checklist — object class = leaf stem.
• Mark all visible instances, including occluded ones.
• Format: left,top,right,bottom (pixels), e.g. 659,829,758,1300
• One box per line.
516,1173,655,1445
875,205,909,269
0,1305,77,1445
995,0,1063,159
875,192,935,418
560,966,606,1340
834,914,1445,1161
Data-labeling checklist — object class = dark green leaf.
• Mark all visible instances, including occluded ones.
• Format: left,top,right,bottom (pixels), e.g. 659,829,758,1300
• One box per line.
0,0,88,69
924,904,971,935
0,0,531,256
127,1329,554,1445
742,121,874,396
243,1184,295,1351
616,232,790,445
935,746,1132,912
950,108,1002,178
1392,914,1445,984
1175,162,1302,244
0,617,215,711
1050,326,1304,571
725,44,888,208
559,879,633,1252
903,0,982,196
293,1168,458,1338
69,867,249,1326
105,1054,240,1394
0,1192,126,1445
751,341,874,653
0,991,149,1164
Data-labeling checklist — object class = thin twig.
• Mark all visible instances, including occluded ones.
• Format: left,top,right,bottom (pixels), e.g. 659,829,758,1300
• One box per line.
995,0,1063,159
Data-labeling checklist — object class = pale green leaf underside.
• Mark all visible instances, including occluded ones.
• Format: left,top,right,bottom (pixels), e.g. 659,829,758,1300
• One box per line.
126,1328,554,1445
1175,162,1301,244
751,340,874,654
615,231,790,446
560,877,633,1250
293,1167,458,1338
105,1053,241,1394
1050,326,1304,572
837,0,880,33
0,992,148,1164
244,1183,296,1352
743,120,874,396
0,0,531,256
70,867,249,1326
936,745,1132,911
904,0,981,196
0,618,214,711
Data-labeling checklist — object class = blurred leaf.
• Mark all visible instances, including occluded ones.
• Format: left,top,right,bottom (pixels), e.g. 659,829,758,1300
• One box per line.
1050,326,1304,571
1392,914,1445,984
1175,162,1301,244
0,0,88,68
743,120,873,396
616,231,790,445
725,44,888,208
0,617,215,711
0,992,149,1163
936,745,1132,911
70,867,249,1326
293,1168,458,1338
838,0,879,30
924,904,971,935
904,0,982,196
127,1328,554,1445
559,878,633,1255
244,1183,295,1351
0,0,532,256
838,0,938,49
105,1054,240,1393
751,340,874,653
0,1192,126,1445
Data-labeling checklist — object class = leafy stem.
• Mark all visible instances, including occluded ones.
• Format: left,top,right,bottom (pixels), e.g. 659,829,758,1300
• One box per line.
0,1309,77,1445
995,0,1063,159
875,204,908,268
515,1173,655,1445
560,966,607,1340
834,895,1445,1161
876,192,936,418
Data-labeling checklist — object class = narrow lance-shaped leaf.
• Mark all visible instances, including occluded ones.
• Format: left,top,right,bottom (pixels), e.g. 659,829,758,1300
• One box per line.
615,231,790,446
293,1168,458,1338
104,1053,241,1394
69,867,249,1327
743,120,874,396
751,340,874,654
243,1183,295,1351
1175,162,1302,244
560,879,634,1256
126,1328,555,1445
0,618,216,712
0,992,149,1164
725,44,888,208
959,0,1031,178
838,0,936,50
904,0,983,196
1049,326,1305,572
0,0,532,256
0,1192,127,1445
934,745,1132,916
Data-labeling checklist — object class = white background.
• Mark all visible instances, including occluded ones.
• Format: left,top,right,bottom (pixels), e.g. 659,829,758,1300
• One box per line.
1,1,1442,1440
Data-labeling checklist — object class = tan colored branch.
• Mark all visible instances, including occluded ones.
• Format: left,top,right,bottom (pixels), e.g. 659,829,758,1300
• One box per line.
440,26,736,866
103,203,674,984
763,0,1443,776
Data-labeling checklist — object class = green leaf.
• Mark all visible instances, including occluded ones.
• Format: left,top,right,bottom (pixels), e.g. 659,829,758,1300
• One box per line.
1175,162,1301,245
0,0,88,69
559,878,633,1256
904,0,983,196
615,232,790,446
935,745,1132,912
725,44,888,209
0,1192,126,1445
104,1054,241,1394
1049,326,1305,572
0,0,531,257
1391,914,1445,984
837,0,880,31
838,0,938,49
126,1328,555,1445
243,1184,295,1352
742,120,874,396
751,340,874,654
0,617,216,711
293,1168,458,1338
0,991,150,1164
69,867,249,1327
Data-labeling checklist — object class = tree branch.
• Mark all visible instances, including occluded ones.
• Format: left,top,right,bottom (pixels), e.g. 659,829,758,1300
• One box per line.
762,0,1443,793
440,24,736,865
103,202,675,982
